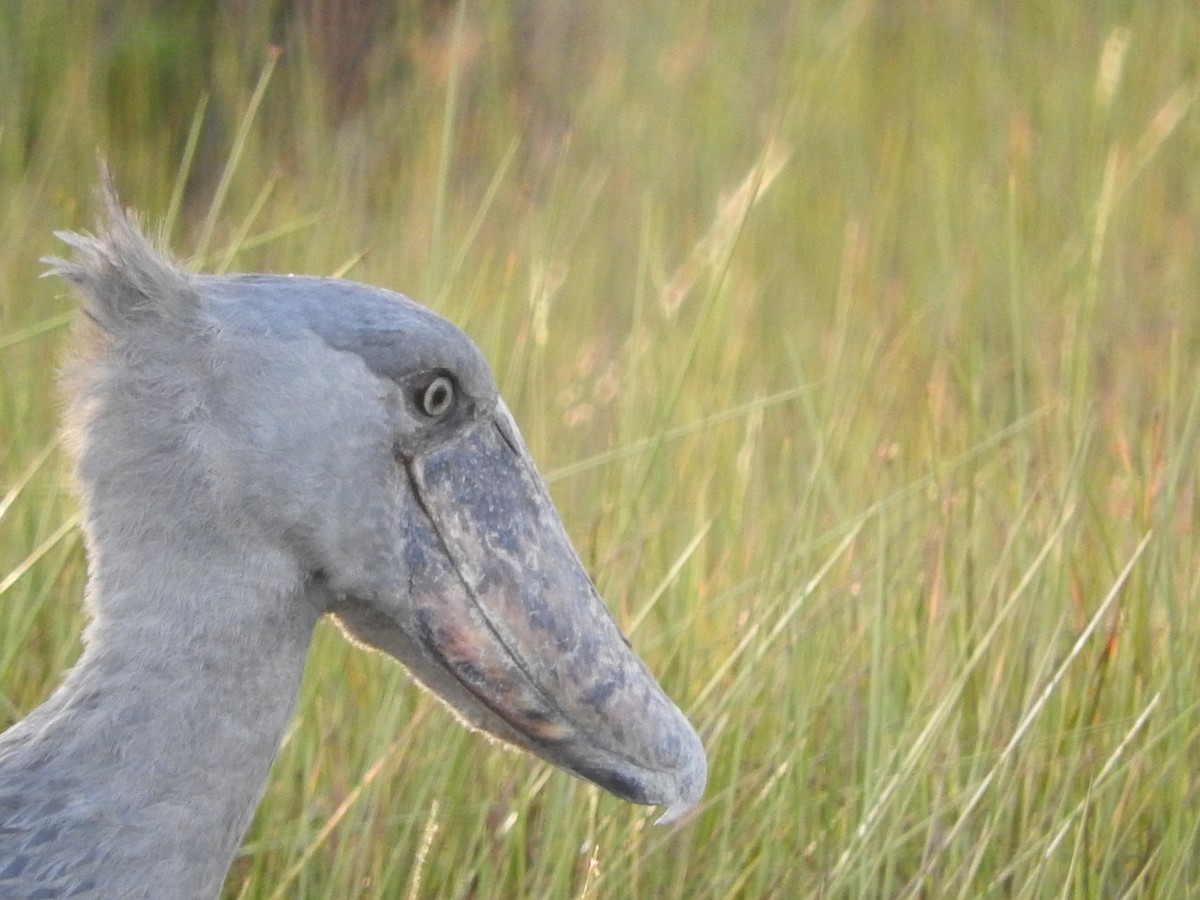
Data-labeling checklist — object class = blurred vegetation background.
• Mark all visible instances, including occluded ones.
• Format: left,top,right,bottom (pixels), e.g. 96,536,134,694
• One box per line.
3,1,1200,896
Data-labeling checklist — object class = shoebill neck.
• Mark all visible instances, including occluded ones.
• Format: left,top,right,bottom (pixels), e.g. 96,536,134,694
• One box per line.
12,533,321,897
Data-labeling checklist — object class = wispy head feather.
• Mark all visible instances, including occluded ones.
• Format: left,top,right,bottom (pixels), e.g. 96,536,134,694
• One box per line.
43,168,202,338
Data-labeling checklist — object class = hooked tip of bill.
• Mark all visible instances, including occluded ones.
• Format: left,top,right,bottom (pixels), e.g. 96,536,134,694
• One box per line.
655,797,700,826
653,736,708,826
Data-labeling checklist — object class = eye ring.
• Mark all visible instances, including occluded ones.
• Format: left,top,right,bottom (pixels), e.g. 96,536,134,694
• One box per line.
420,375,455,418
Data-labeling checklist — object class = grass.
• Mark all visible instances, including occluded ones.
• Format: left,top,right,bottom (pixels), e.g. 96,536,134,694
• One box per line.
3,1,1200,896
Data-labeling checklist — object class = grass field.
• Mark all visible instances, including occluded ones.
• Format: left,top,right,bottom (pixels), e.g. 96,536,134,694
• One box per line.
3,2,1200,896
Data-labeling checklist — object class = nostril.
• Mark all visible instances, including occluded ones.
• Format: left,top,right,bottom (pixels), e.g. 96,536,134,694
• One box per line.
494,418,520,456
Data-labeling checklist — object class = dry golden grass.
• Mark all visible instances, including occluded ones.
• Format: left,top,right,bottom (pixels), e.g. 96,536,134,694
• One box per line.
2,3,1200,896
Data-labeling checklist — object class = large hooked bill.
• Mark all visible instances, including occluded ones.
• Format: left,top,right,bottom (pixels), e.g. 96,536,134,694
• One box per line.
391,401,706,823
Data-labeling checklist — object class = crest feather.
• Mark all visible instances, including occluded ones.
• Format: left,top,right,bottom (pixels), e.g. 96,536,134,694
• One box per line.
43,170,202,337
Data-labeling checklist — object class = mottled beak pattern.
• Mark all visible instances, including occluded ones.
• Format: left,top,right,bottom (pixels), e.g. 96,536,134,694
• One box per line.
402,402,706,820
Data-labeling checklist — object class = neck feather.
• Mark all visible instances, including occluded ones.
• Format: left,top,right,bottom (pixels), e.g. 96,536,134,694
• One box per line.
0,540,320,899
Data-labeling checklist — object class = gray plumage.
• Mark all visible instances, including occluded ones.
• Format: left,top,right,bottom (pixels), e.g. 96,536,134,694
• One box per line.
0,186,705,898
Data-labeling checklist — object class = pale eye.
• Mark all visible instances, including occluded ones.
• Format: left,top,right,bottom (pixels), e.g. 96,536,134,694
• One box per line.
420,375,455,418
